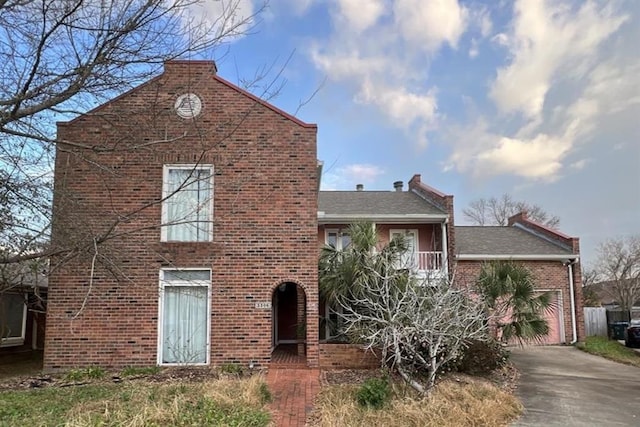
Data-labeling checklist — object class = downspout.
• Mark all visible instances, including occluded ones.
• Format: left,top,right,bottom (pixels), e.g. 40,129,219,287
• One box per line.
567,260,578,344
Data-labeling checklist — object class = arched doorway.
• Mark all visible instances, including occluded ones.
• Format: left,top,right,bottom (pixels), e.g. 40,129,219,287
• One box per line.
272,282,307,360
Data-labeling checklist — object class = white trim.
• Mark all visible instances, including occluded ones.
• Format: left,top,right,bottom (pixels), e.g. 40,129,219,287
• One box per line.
390,229,419,248
161,164,214,242
324,228,351,250
157,268,212,366
318,213,447,224
456,254,579,261
0,292,27,348
441,222,449,276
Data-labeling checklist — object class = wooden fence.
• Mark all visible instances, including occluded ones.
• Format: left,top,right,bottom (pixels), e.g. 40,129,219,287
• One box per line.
584,307,607,337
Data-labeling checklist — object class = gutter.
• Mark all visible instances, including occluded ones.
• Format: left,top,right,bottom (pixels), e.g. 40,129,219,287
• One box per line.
317,213,448,224
456,254,579,261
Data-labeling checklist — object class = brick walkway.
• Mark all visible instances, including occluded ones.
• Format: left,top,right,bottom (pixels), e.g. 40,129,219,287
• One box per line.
266,367,320,427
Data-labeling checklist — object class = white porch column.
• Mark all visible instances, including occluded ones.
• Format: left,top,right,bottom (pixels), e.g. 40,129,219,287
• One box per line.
441,222,448,276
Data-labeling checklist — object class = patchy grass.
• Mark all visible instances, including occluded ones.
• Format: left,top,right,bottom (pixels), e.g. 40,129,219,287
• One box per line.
0,373,271,426
577,336,640,367
120,366,161,377
310,374,522,427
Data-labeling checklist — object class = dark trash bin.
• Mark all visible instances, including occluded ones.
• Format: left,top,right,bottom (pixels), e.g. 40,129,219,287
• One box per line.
609,321,629,340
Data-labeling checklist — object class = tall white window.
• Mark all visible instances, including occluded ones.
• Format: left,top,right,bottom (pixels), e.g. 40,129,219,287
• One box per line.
158,270,211,365
162,165,213,242
0,293,27,347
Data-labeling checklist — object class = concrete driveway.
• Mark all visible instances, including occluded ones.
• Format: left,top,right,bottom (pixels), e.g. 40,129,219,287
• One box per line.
510,346,640,426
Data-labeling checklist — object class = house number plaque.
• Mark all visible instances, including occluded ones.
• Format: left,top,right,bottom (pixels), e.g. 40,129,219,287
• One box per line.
255,301,271,309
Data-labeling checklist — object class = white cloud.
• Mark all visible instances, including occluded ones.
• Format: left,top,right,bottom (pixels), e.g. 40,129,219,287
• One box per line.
184,0,256,39
358,81,437,129
570,159,590,170
443,1,635,182
322,163,386,190
283,0,315,16
490,0,627,118
309,1,475,147
393,0,468,51
475,134,571,181
335,0,385,33
468,38,479,58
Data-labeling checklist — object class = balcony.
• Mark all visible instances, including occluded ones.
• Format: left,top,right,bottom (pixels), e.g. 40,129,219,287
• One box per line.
401,251,446,280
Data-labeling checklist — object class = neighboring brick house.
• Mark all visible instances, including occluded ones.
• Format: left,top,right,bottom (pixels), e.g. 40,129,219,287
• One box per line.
1,265,47,355
46,61,319,370
317,176,583,366
455,216,584,344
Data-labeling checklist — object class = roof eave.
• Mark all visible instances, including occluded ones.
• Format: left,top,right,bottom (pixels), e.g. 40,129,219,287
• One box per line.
318,213,448,224
456,254,579,261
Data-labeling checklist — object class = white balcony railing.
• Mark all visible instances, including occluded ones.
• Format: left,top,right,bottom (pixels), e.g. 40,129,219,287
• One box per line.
399,251,445,278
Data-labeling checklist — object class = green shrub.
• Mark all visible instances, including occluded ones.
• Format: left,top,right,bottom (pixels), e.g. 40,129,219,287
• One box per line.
453,340,509,375
356,377,391,409
64,369,85,382
85,366,106,379
219,363,243,376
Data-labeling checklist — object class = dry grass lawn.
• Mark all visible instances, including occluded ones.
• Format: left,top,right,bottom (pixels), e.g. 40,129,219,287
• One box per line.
310,374,522,427
0,371,271,426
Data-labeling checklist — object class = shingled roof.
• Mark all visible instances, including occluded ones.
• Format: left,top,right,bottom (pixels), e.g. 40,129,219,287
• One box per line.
455,225,574,258
318,191,447,217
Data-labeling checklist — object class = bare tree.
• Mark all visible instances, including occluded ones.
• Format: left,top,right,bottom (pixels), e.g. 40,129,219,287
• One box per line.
463,194,560,228
0,0,264,267
339,275,488,394
320,222,488,394
593,236,640,311
581,267,601,307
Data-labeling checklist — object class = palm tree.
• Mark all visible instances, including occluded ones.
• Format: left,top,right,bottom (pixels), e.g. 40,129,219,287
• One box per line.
476,261,552,344
319,221,409,305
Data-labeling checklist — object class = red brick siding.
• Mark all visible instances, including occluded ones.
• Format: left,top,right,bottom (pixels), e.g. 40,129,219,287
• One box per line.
456,260,583,343
318,343,379,369
46,61,318,370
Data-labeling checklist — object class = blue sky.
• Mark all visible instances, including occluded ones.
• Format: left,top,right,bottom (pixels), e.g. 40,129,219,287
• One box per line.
203,0,639,266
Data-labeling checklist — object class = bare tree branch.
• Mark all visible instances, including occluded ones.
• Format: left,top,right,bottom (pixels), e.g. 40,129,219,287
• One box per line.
463,193,560,228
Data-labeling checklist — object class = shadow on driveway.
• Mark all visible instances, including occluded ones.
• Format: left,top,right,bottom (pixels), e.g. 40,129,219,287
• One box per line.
511,346,640,426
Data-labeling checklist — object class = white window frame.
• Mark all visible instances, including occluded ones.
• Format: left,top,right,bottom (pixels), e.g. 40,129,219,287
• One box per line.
325,228,351,250
0,292,27,347
161,164,214,242
157,268,212,366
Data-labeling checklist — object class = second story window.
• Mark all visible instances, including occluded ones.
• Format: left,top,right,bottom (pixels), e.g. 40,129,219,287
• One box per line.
326,229,351,250
161,165,213,242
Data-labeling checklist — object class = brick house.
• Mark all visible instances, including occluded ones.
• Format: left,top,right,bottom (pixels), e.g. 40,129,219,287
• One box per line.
46,60,319,370
46,60,583,371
